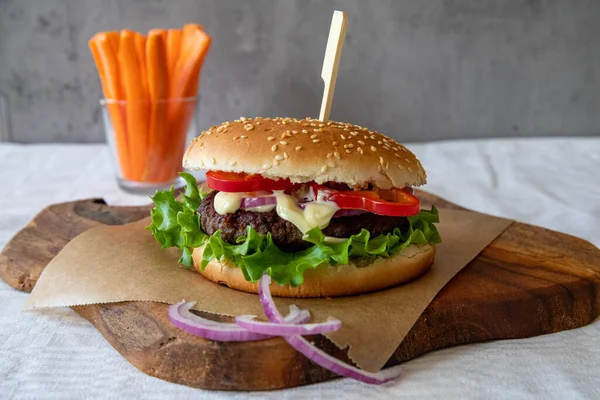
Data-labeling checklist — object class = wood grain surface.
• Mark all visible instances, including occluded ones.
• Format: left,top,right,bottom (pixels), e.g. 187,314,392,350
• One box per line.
1,192,599,391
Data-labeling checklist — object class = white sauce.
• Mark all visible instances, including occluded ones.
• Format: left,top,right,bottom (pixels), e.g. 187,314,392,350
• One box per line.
273,191,339,234
242,204,276,213
213,192,244,215
213,189,341,235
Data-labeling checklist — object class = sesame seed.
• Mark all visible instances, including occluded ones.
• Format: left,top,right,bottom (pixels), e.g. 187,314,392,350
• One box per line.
370,135,376,140
379,156,385,165
240,117,247,122
310,123,316,126
240,135,247,139
408,167,413,172
347,143,354,148
301,129,308,134
392,147,398,151
312,139,321,143
346,149,352,153
283,152,289,159
394,153,401,158
341,134,347,140
343,127,349,131
371,146,377,152
280,141,288,145
327,153,333,158
333,141,338,146
350,131,358,136
211,157,216,164
282,131,291,138
327,161,335,168
377,141,383,145
397,165,404,170
321,165,328,173
244,124,254,131
268,136,275,141
358,140,365,145
255,121,261,125
233,136,240,140
405,158,410,163
310,134,318,139
205,131,213,135
383,145,391,151
292,130,298,134
357,147,364,154
334,151,340,159
314,128,322,132
234,119,241,122
276,122,281,125
319,123,325,127
230,160,237,166
364,135,369,140
326,121,333,126
217,126,225,133
295,146,302,151
274,159,280,166
264,117,271,121
271,144,278,151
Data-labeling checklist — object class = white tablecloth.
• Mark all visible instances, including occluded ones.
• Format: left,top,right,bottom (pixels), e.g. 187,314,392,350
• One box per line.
1,138,599,399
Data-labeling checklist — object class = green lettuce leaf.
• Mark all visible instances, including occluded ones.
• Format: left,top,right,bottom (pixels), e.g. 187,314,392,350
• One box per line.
148,172,208,266
148,173,441,286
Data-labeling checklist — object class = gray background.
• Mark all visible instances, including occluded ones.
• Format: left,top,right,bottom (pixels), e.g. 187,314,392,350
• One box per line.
0,0,599,143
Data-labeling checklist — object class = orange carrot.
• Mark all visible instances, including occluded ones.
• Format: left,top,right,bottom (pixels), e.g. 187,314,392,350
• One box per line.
118,30,150,181
162,26,211,180
145,29,169,182
170,27,211,99
89,34,133,180
134,32,149,101
105,31,120,56
166,29,182,80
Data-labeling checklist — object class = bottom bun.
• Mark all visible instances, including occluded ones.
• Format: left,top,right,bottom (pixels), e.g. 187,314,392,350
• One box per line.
192,244,435,298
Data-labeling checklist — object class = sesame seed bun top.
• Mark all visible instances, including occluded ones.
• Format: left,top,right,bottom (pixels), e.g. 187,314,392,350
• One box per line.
183,117,427,189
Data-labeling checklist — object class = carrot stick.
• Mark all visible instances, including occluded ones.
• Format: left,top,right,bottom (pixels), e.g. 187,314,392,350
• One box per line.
89,33,133,180
145,29,169,182
170,27,211,99
166,29,182,81
119,30,150,181
134,32,149,102
161,26,211,180
105,31,120,56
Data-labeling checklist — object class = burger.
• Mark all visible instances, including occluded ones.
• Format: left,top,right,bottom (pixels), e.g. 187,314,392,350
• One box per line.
149,117,440,298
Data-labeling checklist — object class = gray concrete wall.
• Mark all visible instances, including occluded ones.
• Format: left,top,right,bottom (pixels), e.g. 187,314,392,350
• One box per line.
0,0,598,143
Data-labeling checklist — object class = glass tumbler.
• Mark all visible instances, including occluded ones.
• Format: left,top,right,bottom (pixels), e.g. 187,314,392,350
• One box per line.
100,97,198,194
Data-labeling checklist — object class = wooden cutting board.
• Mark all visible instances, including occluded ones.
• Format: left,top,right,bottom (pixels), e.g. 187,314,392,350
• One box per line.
1,192,600,391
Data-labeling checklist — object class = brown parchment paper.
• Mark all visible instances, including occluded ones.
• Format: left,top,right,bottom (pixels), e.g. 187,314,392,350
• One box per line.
24,208,512,372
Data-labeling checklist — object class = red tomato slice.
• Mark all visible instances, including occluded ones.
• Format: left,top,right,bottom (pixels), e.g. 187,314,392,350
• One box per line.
206,171,299,192
311,184,420,217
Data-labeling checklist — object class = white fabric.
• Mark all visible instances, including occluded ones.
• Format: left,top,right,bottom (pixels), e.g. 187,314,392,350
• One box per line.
0,138,599,399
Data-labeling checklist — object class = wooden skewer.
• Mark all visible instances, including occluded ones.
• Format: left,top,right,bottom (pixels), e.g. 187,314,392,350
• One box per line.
318,10,348,122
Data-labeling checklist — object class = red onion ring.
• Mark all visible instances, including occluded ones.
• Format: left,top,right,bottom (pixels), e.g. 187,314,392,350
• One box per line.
168,301,309,342
235,314,341,335
240,196,277,209
258,275,403,384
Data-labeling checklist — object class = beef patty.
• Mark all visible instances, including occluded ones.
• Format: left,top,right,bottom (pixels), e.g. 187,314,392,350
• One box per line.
199,191,409,252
